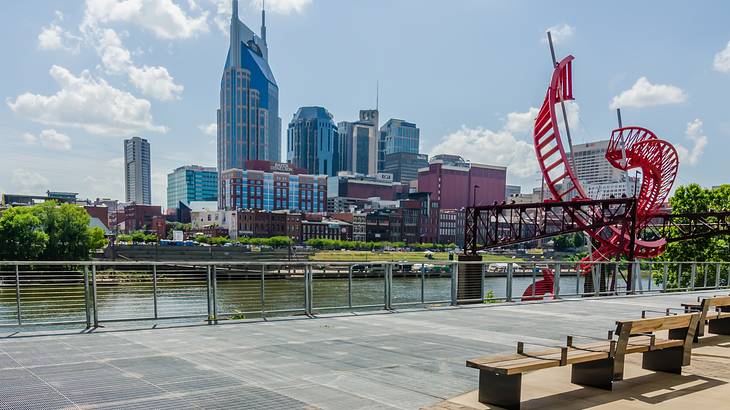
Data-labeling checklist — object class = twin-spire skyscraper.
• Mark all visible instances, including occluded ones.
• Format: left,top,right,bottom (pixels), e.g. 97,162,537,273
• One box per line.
217,0,281,208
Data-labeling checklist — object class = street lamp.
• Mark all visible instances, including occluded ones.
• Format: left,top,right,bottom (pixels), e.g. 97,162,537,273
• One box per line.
472,185,480,207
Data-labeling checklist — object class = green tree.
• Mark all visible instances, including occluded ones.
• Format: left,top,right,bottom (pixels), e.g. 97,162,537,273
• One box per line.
0,207,49,260
657,184,730,288
34,202,92,260
88,227,108,251
553,234,574,251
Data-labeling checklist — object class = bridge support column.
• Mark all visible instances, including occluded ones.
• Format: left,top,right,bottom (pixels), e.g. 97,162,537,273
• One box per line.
457,255,483,304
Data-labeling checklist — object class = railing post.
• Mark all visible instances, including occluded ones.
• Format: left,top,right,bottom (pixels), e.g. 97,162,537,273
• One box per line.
83,265,91,328
15,265,21,326
91,264,98,328
206,265,213,324
384,264,392,310
348,265,353,309
717,263,722,289
480,262,486,302
152,264,158,320
593,264,600,297
662,263,668,292
703,263,708,289
506,262,513,302
690,263,696,291
421,263,426,304
261,265,266,318
211,265,218,324
450,262,458,306
304,265,312,316
553,263,561,299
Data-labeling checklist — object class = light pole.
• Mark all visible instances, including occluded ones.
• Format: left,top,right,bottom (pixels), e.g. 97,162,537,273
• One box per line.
472,185,480,207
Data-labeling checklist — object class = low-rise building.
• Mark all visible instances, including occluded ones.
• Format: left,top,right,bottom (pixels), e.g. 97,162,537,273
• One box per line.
327,172,408,201
123,204,163,233
301,215,352,241
221,160,327,213
330,212,367,242
438,209,458,245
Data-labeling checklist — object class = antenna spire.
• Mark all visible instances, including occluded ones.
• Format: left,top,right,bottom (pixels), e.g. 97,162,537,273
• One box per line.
376,80,379,111
232,0,238,20
261,0,267,43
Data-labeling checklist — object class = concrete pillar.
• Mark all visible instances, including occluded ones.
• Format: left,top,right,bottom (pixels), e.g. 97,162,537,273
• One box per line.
457,254,483,304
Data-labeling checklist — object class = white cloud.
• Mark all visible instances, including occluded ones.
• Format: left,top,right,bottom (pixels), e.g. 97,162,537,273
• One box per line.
713,41,730,73
129,65,184,101
676,119,708,166
199,122,217,136
209,0,231,35
37,11,81,53
91,28,184,100
21,133,38,145
504,107,539,134
7,65,167,137
83,0,209,40
543,24,574,45
22,129,73,151
430,103,582,183
250,0,312,14
95,28,133,74
11,169,49,194
431,126,538,179
209,0,312,35
609,77,686,109
39,129,73,151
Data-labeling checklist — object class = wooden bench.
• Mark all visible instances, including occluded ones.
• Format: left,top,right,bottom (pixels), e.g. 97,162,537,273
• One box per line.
681,295,730,339
466,313,700,410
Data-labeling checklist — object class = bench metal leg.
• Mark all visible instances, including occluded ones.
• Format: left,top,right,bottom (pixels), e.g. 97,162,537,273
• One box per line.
708,317,730,335
571,358,614,390
642,347,684,374
478,370,521,410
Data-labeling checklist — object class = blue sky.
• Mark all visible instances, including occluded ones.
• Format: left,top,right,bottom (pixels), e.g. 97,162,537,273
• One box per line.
2,0,729,206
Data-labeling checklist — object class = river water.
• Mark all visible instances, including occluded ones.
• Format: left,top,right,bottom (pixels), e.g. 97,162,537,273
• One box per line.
0,272,654,327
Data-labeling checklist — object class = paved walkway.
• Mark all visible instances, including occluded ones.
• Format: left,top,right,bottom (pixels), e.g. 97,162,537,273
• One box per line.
0,291,728,409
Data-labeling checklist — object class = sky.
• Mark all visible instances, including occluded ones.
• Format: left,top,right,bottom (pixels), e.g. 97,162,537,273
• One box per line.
2,0,729,207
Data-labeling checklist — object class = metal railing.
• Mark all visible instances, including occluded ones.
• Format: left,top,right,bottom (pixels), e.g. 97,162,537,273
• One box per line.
0,260,727,328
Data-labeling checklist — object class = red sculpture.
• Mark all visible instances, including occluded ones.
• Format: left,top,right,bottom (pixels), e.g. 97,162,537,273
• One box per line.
524,55,679,300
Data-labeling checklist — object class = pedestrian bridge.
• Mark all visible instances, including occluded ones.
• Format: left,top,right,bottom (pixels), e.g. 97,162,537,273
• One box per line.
2,290,729,409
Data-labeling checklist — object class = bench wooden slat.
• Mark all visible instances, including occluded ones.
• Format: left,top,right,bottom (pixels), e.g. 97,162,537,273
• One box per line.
706,295,730,309
467,336,683,375
618,313,695,334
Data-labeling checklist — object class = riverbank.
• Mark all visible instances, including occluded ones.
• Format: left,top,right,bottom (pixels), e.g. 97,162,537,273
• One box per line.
309,251,522,262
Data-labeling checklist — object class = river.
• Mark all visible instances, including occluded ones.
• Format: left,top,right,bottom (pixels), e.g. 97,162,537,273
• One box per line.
0,272,654,327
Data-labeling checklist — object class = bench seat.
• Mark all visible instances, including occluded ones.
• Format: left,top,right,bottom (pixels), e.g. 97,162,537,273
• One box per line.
467,336,682,376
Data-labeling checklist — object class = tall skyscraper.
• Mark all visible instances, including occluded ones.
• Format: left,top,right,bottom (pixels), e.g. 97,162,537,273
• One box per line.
336,109,379,175
287,106,337,176
218,0,281,208
124,137,151,205
166,165,218,209
381,119,420,155
378,119,419,172
384,152,428,184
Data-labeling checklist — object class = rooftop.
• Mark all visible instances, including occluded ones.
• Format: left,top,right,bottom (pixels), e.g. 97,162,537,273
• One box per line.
1,291,728,409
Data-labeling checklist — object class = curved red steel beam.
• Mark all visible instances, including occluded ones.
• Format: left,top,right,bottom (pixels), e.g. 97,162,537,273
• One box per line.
526,56,679,299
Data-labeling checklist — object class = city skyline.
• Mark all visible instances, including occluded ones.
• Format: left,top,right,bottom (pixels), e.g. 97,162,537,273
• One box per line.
3,1,729,207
